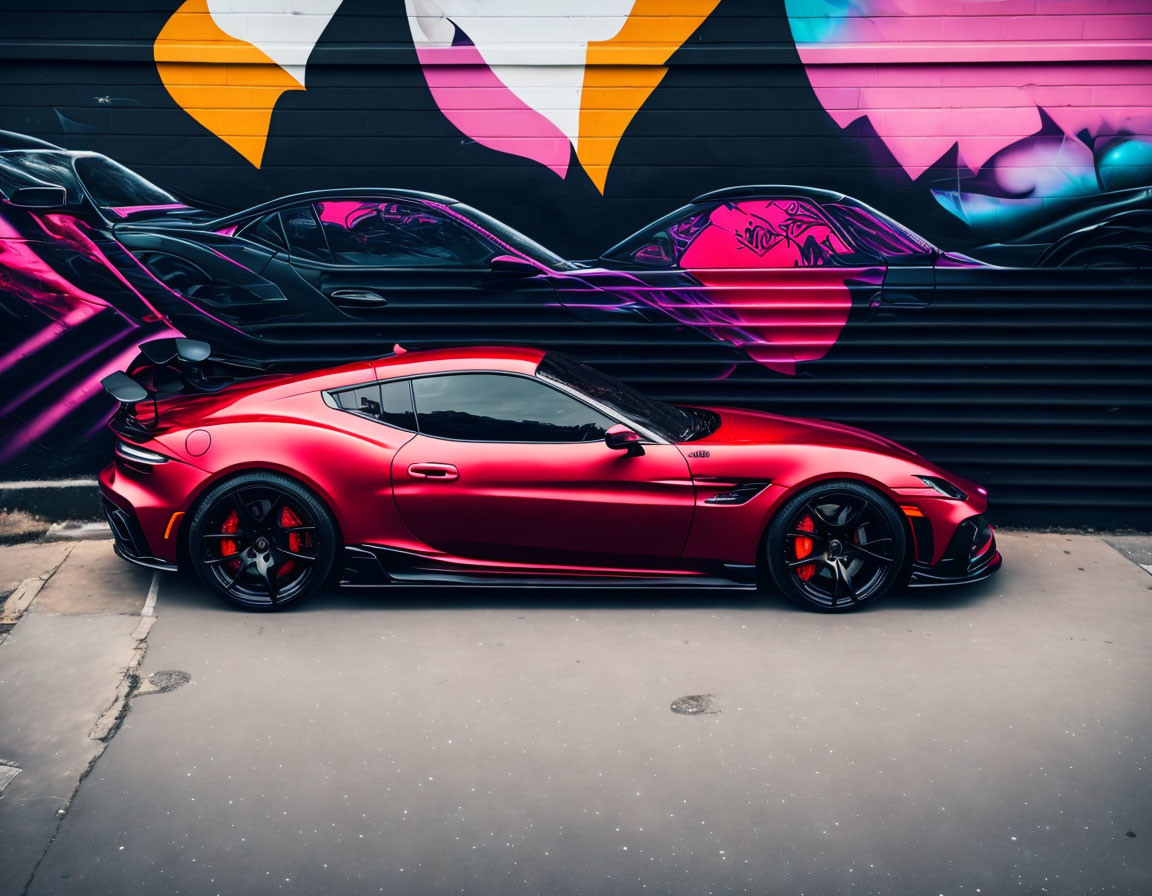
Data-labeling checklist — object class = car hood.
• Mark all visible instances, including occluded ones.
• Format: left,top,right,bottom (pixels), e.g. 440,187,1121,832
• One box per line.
683,405,923,460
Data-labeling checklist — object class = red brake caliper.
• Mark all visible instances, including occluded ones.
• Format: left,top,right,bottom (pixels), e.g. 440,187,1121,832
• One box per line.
794,514,817,581
277,505,306,579
220,510,241,573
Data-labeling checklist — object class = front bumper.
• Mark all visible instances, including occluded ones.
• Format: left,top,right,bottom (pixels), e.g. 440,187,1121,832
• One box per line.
908,515,1001,587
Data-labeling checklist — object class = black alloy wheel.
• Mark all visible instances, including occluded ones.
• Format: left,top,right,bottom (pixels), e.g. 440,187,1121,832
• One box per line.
766,480,908,612
187,472,337,611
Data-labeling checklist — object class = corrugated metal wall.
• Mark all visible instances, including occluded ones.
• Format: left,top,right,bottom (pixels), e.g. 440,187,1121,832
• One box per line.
0,0,1150,527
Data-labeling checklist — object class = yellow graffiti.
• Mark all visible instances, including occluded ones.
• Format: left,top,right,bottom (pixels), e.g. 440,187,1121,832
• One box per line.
154,0,302,168
155,0,722,186
579,0,721,192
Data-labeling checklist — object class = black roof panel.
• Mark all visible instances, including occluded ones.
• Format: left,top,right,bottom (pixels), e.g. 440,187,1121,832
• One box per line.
0,131,64,151
692,185,846,204
214,188,461,226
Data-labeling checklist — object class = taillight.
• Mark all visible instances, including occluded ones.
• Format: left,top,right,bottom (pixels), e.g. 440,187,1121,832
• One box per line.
116,440,169,465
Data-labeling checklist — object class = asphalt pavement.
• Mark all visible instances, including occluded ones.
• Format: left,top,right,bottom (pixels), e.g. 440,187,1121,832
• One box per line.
1,532,1150,895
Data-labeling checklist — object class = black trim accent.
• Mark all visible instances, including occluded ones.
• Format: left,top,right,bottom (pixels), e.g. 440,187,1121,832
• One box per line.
339,545,386,586
692,185,846,204
100,371,148,403
909,515,1001,587
103,499,176,571
112,543,178,573
908,513,935,566
339,545,757,590
139,338,211,365
208,188,460,229
908,552,1001,587
702,482,770,505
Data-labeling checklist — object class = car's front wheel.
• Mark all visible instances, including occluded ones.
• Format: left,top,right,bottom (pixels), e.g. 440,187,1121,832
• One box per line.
187,472,337,611
765,480,908,612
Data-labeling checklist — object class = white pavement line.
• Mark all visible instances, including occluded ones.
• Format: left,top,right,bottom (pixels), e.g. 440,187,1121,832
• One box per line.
1141,564,1152,577
0,479,98,489
141,571,159,617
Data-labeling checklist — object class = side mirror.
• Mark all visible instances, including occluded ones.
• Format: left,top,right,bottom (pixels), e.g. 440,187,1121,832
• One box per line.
489,254,540,276
605,424,644,456
8,184,67,209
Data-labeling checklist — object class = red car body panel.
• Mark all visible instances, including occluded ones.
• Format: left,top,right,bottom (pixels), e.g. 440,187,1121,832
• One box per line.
98,345,1000,588
392,436,694,568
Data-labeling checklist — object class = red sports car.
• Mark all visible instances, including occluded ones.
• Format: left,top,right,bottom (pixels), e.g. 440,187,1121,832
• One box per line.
98,340,1000,612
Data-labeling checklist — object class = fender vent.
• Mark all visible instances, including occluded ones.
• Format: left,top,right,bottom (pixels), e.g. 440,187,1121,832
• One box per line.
703,482,770,505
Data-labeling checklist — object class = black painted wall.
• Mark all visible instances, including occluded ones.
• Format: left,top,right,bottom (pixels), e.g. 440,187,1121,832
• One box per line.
1,0,1150,527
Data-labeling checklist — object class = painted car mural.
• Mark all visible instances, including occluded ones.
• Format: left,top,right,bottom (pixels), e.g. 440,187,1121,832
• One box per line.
2,130,1150,476
1,1,1149,528
783,0,1152,239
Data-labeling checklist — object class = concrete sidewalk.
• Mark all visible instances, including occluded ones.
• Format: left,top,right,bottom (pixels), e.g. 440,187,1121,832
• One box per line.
0,541,154,895
0,532,1150,896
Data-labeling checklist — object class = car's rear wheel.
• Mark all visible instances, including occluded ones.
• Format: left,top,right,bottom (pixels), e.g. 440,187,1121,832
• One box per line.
765,480,907,612
187,472,337,611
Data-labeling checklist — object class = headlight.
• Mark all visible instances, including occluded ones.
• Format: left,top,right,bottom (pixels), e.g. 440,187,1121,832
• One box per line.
916,475,967,500
116,440,169,465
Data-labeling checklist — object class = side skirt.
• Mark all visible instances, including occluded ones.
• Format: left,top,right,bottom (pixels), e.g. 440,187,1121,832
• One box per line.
339,545,758,590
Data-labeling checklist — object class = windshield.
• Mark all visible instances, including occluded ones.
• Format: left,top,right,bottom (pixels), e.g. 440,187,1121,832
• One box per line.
0,151,85,204
537,352,694,442
822,201,937,258
450,203,575,270
73,155,181,214
600,203,701,267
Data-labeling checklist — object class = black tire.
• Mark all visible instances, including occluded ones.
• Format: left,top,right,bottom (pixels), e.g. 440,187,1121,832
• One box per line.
765,479,908,612
187,472,338,611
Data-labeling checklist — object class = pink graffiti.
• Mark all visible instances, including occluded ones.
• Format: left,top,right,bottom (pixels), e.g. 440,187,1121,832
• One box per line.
681,201,850,268
0,331,181,464
682,202,855,374
611,200,864,375
791,0,1152,178
678,267,854,376
316,199,379,228
41,214,167,323
0,304,103,376
108,203,190,218
0,212,112,320
415,44,571,177
0,205,191,463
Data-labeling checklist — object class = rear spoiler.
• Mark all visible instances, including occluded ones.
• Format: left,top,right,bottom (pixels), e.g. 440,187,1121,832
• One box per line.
137,337,212,366
100,338,410,430
100,339,265,434
100,371,149,404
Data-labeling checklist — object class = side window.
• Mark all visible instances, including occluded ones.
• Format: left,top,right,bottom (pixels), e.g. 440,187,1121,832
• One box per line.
334,380,416,431
821,202,932,259
411,374,613,443
314,199,497,268
282,205,331,262
242,212,288,252
680,199,854,269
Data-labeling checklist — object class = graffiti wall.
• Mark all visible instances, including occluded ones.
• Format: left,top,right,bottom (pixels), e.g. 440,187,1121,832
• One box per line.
1,0,1150,525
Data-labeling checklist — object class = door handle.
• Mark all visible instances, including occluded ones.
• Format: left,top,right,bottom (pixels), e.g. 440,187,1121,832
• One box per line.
329,288,388,308
407,462,458,481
